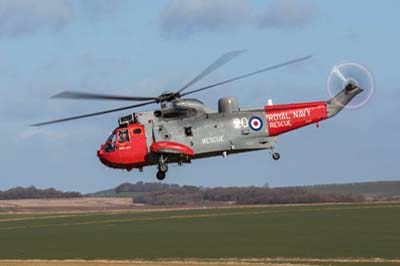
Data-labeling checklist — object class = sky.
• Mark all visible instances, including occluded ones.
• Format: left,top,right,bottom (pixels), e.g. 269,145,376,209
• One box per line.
0,0,399,193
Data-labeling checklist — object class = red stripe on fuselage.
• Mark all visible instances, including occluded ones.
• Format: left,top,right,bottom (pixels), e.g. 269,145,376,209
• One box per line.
264,101,327,136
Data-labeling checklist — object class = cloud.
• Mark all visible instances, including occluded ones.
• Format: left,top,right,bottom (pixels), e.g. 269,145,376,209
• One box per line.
0,0,72,37
157,0,251,39
0,0,127,38
79,0,129,20
259,0,318,29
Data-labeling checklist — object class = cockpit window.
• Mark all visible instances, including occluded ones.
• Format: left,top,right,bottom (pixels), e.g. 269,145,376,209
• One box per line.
118,130,130,143
105,132,116,153
133,128,142,134
106,132,116,143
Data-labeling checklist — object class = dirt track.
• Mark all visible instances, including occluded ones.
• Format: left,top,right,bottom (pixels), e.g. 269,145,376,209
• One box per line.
0,261,316,266
1,197,398,214
0,197,230,213
0,198,136,213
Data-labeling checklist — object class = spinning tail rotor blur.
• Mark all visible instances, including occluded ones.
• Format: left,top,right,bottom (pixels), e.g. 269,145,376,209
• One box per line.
327,62,375,109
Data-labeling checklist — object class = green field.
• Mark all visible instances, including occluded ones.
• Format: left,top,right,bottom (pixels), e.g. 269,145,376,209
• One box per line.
0,202,399,265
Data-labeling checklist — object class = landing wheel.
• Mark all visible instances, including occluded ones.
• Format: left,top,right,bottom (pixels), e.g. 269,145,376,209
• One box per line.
156,171,166,181
156,163,168,180
272,152,280,160
158,163,168,173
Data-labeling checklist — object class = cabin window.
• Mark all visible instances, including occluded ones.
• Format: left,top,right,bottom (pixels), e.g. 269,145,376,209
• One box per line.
118,130,130,143
133,128,142,135
184,126,193,137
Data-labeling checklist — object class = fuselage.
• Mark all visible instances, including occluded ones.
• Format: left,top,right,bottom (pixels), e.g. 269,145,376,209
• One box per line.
97,97,331,171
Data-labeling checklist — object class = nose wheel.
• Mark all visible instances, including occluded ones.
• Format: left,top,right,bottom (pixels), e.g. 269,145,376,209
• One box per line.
272,152,280,160
156,163,168,180
156,171,166,180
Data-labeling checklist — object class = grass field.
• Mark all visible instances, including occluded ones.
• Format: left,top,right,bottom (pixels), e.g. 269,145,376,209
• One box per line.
0,202,399,266
1,259,400,266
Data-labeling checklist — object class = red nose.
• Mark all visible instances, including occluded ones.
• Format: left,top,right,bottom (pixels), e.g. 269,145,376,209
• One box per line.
97,144,117,169
97,145,104,157
97,145,107,165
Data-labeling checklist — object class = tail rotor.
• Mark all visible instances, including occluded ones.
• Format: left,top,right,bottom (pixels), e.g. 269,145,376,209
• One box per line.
327,62,375,109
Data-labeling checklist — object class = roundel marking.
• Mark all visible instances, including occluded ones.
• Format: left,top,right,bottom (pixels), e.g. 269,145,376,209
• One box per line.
249,116,263,131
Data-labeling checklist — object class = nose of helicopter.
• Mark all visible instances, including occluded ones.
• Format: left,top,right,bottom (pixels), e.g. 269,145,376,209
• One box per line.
97,146,106,163
97,146,104,159
97,144,113,168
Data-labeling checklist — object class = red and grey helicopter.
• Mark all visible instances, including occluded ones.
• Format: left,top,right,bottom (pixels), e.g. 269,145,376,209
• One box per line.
33,51,373,180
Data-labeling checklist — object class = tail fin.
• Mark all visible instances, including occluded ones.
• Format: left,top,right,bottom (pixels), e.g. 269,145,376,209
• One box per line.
326,83,363,118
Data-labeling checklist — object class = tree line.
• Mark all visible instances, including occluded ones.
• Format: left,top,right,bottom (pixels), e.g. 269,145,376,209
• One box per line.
0,182,373,204
0,186,82,200
115,182,366,205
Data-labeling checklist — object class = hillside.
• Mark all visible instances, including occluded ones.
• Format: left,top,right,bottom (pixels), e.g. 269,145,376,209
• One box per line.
89,181,366,205
1,181,398,206
91,180,400,199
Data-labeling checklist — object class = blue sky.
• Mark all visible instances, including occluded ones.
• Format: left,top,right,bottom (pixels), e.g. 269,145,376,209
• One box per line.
0,0,399,193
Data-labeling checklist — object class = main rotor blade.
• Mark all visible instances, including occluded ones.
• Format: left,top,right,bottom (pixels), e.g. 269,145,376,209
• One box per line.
31,100,156,127
52,91,157,101
177,50,245,93
181,55,312,97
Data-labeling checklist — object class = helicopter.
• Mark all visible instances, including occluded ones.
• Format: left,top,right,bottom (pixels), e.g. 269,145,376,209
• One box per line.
33,51,369,180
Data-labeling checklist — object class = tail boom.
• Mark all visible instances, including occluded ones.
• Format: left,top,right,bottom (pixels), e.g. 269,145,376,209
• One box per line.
264,83,363,136
326,83,364,117
264,101,327,136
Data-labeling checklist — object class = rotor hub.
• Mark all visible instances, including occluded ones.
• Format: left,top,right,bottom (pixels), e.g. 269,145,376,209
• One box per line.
156,91,180,103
